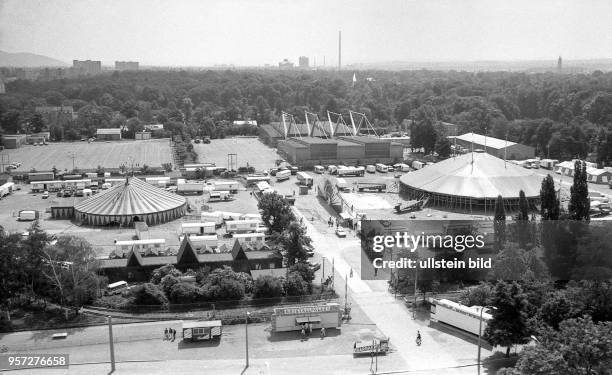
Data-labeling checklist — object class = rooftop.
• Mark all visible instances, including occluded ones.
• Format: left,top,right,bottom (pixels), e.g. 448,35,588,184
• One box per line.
454,133,518,150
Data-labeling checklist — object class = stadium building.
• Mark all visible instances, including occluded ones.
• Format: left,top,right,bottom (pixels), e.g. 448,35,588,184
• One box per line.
399,151,542,212
277,136,404,167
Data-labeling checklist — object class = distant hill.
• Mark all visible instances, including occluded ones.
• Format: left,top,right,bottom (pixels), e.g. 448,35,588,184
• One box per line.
0,50,68,67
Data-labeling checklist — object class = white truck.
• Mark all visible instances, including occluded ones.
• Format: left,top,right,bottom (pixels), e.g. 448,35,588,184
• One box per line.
225,219,260,234
212,181,240,192
208,190,232,202
18,210,38,221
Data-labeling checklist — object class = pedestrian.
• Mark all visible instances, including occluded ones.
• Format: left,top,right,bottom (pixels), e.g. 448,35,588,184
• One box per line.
320,327,326,339
308,323,312,335
164,328,168,340
300,326,306,340
172,328,176,341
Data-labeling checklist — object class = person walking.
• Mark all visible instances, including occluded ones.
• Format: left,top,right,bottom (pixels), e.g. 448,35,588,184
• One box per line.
308,323,312,335
320,327,326,339
172,328,176,341
164,328,168,340
300,326,306,340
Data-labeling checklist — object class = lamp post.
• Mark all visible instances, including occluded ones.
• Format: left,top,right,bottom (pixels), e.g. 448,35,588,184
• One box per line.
245,311,251,368
477,305,496,371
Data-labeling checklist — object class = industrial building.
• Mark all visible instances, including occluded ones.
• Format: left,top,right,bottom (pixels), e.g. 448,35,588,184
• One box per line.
451,133,535,160
277,136,404,167
399,151,542,212
115,61,139,71
96,128,122,140
1,134,27,149
72,60,102,76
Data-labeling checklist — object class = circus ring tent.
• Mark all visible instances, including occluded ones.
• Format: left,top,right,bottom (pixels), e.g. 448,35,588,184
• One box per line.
75,177,187,226
399,151,542,213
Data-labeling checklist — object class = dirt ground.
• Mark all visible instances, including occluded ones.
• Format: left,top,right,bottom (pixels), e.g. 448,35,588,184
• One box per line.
2,139,173,172
192,137,280,172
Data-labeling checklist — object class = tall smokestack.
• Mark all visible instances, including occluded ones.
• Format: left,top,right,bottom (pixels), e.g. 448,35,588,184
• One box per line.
338,30,342,70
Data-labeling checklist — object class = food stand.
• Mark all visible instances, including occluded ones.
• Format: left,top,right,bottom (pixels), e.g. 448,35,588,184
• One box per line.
181,320,222,342
353,337,390,355
271,303,342,333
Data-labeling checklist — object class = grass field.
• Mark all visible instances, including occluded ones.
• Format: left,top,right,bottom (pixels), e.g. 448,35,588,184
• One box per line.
193,137,279,171
3,139,173,172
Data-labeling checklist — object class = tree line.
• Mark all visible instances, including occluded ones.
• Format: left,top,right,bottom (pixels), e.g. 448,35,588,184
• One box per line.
3,69,612,163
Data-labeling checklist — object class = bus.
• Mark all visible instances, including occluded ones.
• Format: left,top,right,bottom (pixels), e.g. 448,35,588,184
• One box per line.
429,298,493,336
375,163,389,173
107,281,128,295
338,166,364,177
296,171,314,187
276,169,291,182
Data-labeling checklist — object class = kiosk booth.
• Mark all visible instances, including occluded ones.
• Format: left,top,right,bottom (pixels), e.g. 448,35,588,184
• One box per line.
182,320,223,341
271,303,342,333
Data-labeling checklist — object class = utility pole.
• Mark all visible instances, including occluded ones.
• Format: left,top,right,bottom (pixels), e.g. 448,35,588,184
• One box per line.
245,311,251,368
108,316,116,372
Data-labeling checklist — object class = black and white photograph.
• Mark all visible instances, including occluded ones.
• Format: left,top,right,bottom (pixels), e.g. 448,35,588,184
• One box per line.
1,0,612,374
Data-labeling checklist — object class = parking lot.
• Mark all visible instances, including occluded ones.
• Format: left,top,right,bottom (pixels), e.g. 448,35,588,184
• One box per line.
193,138,280,172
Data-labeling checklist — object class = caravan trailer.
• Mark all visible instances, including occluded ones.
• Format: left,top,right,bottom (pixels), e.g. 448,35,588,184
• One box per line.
225,220,260,234
232,232,265,244
181,235,218,250
181,222,217,236
201,211,224,227
296,172,314,187
366,165,376,173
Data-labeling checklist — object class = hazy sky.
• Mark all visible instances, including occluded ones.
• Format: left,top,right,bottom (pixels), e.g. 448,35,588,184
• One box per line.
1,0,612,66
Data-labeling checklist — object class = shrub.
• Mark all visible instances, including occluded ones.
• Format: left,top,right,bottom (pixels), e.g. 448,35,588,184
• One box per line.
150,264,182,284
253,276,284,299
130,283,168,306
160,274,180,295
169,282,204,303
204,278,245,301
284,272,309,296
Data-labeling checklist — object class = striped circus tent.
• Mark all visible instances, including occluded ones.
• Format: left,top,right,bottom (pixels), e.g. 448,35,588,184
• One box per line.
399,151,542,212
75,177,187,226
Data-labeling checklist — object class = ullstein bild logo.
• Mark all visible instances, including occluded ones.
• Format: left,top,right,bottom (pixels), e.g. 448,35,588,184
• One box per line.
360,219,612,282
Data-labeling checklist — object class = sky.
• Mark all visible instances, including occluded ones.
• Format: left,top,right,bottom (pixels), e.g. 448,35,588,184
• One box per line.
1,0,612,67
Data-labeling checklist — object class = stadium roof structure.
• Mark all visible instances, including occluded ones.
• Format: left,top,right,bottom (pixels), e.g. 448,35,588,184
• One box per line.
74,177,187,226
454,133,516,150
399,152,542,212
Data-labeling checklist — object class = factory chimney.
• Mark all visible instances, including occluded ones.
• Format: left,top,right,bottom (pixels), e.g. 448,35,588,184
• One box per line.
338,30,342,70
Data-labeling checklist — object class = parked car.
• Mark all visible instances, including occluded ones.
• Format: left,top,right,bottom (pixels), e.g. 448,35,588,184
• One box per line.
42,191,49,199
336,228,347,237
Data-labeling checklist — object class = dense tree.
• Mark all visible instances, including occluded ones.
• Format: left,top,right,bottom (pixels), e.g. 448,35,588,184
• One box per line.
494,195,506,248
130,283,168,306
568,160,590,220
540,175,560,220
258,192,296,234
150,264,182,284
484,281,530,357
283,271,309,296
278,222,313,267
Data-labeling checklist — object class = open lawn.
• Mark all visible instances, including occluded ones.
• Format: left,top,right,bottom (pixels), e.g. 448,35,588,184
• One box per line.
3,139,173,172
193,137,279,171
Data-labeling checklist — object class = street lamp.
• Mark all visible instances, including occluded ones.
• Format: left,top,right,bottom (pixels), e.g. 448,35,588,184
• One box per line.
477,305,496,371
245,311,251,368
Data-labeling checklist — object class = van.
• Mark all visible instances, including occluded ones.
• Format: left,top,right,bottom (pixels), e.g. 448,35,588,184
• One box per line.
328,165,338,175
314,165,325,174
276,170,291,182
366,165,376,173
375,163,388,173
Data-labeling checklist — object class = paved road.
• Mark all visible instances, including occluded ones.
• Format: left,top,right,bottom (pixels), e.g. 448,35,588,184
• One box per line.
291,206,501,374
